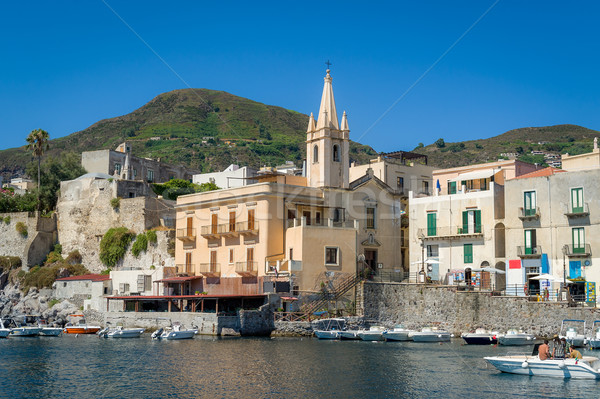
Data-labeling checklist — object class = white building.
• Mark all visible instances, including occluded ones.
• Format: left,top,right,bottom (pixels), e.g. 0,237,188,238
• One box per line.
192,164,257,189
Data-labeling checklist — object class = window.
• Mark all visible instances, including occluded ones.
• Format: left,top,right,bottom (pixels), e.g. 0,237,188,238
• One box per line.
114,163,122,175
210,250,217,269
462,210,481,234
144,275,152,291
313,145,319,163
333,208,344,222
333,144,340,162
422,181,429,193
571,188,584,213
325,247,339,265
147,170,154,183
464,244,473,263
572,227,585,253
303,211,311,225
185,252,192,268
316,211,321,225
427,245,439,258
448,181,457,195
366,207,376,229
289,248,293,260
229,249,234,264
524,191,536,216
247,209,255,230
133,169,137,178
524,229,537,254
397,177,404,193
229,211,236,232
427,212,437,236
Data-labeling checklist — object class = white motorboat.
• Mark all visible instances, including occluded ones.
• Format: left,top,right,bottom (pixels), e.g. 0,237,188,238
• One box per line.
497,329,536,346
560,319,586,348
312,318,345,340
152,323,197,340
8,317,41,337
587,320,600,349
382,325,414,341
98,326,145,338
411,327,451,342
338,330,360,340
461,328,498,345
0,319,11,338
37,319,62,336
485,345,600,379
358,326,386,341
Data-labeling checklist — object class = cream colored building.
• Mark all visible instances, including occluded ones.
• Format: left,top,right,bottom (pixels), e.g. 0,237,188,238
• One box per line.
174,69,406,304
561,137,600,172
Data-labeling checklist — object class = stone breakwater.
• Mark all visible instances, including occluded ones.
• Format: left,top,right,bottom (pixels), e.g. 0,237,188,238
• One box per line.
363,282,600,337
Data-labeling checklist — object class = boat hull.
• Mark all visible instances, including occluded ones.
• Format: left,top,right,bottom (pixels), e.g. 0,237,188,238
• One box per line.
485,356,600,379
162,330,197,340
338,331,360,340
107,329,144,338
314,331,339,339
462,334,497,345
10,327,41,336
358,332,384,341
566,337,586,348
64,326,101,334
588,339,600,349
0,329,11,338
497,336,536,346
39,328,63,336
412,332,451,342
383,331,412,341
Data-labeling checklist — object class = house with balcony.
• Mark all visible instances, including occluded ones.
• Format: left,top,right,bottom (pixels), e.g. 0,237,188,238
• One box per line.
504,164,600,302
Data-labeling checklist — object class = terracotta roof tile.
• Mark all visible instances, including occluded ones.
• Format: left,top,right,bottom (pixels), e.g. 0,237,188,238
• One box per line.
513,166,565,180
56,274,110,282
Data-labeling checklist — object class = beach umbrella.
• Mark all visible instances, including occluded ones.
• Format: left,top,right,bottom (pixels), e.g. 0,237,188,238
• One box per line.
529,274,555,281
471,267,505,274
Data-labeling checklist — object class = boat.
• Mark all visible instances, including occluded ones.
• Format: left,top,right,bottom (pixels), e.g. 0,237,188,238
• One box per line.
587,321,600,349
485,344,600,379
0,319,12,338
357,326,386,341
338,330,360,340
461,328,498,345
382,325,414,341
152,322,197,340
98,325,144,338
313,318,345,340
560,319,586,348
37,318,63,336
8,316,41,337
411,327,452,342
63,314,101,334
497,329,536,346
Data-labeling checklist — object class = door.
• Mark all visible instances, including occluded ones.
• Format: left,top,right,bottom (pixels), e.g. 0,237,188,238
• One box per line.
210,250,217,272
303,211,311,225
569,261,582,279
571,188,584,213
524,191,536,216
211,213,218,234
186,217,193,236
248,209,255,230
524,230,536,254
427,213,436,236
229,211,236,232
246,247,254,272
185,252,192,274
572,227,585,253
364,249,377,274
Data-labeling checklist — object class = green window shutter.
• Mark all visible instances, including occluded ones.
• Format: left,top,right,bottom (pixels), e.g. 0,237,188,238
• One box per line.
571,188,583,213
462,211,468,234
464,244,473,263
427,213,436,236
448,181,457,194
475,210,481,233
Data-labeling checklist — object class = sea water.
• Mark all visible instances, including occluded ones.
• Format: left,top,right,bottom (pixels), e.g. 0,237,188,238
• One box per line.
0,335,597,398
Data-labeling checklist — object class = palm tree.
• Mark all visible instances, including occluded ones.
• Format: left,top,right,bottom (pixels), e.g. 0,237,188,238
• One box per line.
26,129,50,211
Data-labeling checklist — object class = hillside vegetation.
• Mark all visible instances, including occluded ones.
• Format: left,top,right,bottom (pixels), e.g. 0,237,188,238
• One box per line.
412,124,600,168
0,89,377,178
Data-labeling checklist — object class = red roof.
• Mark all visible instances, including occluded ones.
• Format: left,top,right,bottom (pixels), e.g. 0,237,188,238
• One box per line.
107,294,266,300
154,276,203,283
56,274,110,282
513,167,566,180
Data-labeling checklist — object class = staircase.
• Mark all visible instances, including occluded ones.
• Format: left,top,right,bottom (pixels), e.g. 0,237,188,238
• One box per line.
302,273,366,316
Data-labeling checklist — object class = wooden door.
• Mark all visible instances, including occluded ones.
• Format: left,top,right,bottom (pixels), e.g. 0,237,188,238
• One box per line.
211,213,218,234
248,209,255,230
186,217,193,236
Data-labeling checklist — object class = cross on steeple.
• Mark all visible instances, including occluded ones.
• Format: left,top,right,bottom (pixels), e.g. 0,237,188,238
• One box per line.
325,60,332,70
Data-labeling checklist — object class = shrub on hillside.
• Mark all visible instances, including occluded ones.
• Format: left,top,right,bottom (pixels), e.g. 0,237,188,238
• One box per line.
21,262,89,292
65,250,82,265
146,229,157,244
3,216,10,224
0,256,21,271
131,233,148,258
99,227,135,267
15,222,27,238
110,197,121,209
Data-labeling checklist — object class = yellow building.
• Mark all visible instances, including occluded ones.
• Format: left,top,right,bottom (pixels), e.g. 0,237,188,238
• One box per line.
174,69,406,308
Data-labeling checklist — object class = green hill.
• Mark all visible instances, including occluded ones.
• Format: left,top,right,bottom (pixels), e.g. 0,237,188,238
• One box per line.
0,89,377,178
412,124,600,168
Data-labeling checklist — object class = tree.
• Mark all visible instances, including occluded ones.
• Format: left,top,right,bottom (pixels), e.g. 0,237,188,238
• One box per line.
435,138,445,148
26,129,49,211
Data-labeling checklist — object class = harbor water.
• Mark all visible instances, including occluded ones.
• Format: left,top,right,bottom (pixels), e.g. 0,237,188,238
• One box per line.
1,335,598,398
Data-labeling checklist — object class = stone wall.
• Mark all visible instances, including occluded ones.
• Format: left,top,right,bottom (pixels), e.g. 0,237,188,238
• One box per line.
363,282,600,336
103,311,239,335
0,212,56,269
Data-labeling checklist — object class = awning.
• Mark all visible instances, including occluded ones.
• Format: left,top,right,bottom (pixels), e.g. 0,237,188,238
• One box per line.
154,276,203,283
448,169,496,182
280,296,298,301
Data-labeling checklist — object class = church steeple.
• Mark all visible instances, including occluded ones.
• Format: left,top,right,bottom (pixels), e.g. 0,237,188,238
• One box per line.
307,112,316,132
340,111,349,132
316,70,339,130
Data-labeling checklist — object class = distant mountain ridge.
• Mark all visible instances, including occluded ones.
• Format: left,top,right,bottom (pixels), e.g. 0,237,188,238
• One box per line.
0,89,377,179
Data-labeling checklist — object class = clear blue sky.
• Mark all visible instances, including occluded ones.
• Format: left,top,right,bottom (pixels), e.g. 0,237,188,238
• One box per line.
1,1,599,153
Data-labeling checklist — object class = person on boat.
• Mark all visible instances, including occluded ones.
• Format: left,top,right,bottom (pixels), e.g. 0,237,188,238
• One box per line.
538,340,551,360
552,337,566,359
569,346,582,360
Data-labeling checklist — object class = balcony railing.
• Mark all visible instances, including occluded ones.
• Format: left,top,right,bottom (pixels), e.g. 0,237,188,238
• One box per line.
565,203,590,218
286,218,357,229
266,260,290,275
518,207,540,220
517,246,542,258
201,222,259,239
418,225,483,240
565,244,592,257
235,261,258,276
175,264,194,275
176,228,196,242
236,221,259,235
198,263,220,277
200,224,220,239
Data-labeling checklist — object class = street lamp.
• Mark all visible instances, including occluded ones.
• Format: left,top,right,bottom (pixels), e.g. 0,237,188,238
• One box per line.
419,241,426,283
562,244,568,301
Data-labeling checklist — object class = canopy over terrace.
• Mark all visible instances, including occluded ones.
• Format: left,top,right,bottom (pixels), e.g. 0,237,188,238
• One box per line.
154,275,203,296
106,293,267,313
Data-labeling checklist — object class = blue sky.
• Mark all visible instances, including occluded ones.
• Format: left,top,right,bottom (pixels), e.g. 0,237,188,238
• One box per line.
1,1,599,153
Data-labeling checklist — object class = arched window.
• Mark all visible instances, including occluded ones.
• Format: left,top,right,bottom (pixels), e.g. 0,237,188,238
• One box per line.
333,144,340,162
313,145,319,163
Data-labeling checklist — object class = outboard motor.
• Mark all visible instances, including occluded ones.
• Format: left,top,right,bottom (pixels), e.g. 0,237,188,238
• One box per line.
151,328,163,339
97,327,109,338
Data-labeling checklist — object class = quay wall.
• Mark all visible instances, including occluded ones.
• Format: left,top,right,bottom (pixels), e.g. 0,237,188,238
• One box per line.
363,282,600,336
104,311,239,335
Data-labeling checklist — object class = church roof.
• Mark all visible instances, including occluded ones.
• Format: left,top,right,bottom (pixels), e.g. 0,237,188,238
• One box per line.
75,172,113,180
316,69,339,130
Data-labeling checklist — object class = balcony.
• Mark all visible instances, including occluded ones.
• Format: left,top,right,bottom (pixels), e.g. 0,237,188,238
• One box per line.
198,263,220,277
175,264,194,276
235,261,258,276
265,260,290,275
565,244,592,257
518,207,540,221
417,225,483,240
201,222,258,239
176,228,196,242
517,246,542,258
200,225,220,239
565,203,590,218
286,218,357,229
236,221,259,236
